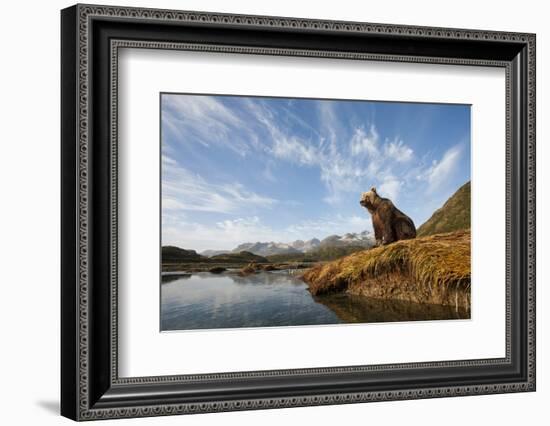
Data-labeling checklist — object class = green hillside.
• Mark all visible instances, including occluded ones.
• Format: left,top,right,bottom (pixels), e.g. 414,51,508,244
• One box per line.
417,181,471,237
210,251,268,263
161,246,205,263
266,245,367,263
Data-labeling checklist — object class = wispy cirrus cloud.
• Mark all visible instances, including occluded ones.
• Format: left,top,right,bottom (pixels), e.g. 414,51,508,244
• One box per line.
162,95,258,156
255,101,417,204
270,135,317,166
422,144,463,192
162,156,277,214
164,94,425,205
378,175,403,201
350,125,379,157
384,138,414,163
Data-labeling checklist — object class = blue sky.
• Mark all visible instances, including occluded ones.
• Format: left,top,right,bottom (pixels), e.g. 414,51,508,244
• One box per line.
161,94,470,252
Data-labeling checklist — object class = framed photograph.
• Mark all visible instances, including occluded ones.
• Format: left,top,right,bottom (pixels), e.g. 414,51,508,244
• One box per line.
61,4,536,421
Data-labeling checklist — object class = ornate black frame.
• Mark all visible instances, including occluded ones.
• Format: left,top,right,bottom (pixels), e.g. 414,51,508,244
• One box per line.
61,4,536,421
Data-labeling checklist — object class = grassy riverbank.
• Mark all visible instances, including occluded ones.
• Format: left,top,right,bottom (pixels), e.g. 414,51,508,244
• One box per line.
302,230,471,311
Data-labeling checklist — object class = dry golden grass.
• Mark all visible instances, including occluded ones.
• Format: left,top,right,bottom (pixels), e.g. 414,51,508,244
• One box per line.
303,230,470,296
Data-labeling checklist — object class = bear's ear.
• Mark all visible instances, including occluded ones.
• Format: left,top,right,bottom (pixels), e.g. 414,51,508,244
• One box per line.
371,187,377,193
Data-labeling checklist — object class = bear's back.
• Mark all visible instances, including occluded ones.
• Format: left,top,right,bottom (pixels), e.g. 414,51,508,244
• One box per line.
375,197,395,216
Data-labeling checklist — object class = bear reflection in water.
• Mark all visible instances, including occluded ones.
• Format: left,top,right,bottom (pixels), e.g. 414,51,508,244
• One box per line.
313,293,470,323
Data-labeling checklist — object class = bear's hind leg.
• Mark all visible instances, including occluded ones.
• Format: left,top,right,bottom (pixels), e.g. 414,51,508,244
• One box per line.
394,219,416,240
382,221,396,245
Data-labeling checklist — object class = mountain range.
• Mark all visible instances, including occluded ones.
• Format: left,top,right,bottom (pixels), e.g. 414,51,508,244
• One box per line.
166,181,470,265
201,231,375,257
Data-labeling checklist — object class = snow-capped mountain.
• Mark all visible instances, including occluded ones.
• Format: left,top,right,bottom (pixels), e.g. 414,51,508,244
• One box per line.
319,231,375,248
227,232,374,256
231,241,302,257
290,238,321,252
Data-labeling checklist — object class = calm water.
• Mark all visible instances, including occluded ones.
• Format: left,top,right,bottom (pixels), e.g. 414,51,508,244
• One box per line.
160,271,469,331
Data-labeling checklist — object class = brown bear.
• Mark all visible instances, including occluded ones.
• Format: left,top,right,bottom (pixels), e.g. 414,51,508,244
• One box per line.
360,187,416,246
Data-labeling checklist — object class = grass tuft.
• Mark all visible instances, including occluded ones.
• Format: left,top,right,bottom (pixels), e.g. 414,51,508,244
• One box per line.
303,230,470,297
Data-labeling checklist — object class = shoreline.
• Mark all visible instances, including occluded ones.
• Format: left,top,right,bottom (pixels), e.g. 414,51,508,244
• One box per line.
162,261,318,274
162,231,471,312
302,230,471,311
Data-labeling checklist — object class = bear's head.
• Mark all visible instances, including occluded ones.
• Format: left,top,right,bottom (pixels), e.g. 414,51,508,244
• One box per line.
360,187,380,211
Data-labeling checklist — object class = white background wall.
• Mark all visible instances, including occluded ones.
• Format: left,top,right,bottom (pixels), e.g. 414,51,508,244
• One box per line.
0,0,546,424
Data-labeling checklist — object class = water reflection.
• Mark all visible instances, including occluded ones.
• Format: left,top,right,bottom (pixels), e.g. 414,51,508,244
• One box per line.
161,273,191,284
313,293,470,323
161,272,340,331
160,272,469,331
